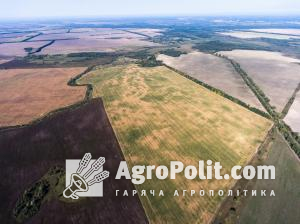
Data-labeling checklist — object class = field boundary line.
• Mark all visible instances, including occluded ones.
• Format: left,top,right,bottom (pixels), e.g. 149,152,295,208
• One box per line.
218,54,300,157
0,98,98,132
76,65,151,223
210,124,276,224
162,63,271,119
29,40,55,55
22,32,42,42
281,82,300,118
67,65,95,100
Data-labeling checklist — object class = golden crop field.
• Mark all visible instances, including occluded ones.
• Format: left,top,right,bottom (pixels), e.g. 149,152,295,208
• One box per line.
78,64,272,223
0,68,86,126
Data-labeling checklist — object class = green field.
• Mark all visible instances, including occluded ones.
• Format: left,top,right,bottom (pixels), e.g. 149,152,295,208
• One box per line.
78,64,272,223
238,132,300,224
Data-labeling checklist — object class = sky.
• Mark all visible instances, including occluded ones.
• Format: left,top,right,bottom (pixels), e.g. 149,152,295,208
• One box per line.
1,0,300,19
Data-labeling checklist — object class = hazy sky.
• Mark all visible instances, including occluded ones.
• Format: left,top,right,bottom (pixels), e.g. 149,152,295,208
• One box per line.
1,0,300,19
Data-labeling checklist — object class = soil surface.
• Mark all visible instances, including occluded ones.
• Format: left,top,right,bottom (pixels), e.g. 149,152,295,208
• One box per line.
0,98,147,224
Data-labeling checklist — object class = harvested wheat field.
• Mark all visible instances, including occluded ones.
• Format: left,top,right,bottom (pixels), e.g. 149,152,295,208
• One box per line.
157,52,264,110
219,50,300,112
284,91,300,133
0,41,51,57
30,28,158,54
250,29,300,36
218,31,300,40
0,67,86,126
39,38,157,55
78,64,272,224
33,28,143,40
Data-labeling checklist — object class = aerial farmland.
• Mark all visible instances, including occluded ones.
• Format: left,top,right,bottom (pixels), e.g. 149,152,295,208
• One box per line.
0,15,299,224
78,64,272,223
0,67,86,126
284,91,300,133
219,50,300,112
218,31,300,40
157,51,264,110
0,41,52,57
31,28,159,54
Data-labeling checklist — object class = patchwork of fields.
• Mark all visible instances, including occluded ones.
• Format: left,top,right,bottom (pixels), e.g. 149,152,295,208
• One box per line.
0,99,147,224
0,28,160,57
78,64,272,223
284,91,300,133
0,41,52,57
0,67,86,126
157,51,264,110
219,50,300,112
0,32,39,42
0,18,299,224
38,38,156,55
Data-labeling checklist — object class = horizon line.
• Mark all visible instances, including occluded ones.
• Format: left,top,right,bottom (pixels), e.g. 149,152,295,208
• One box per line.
1,13,300,22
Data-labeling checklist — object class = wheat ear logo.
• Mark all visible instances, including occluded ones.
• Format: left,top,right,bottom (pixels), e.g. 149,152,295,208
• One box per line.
63,153,110,199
